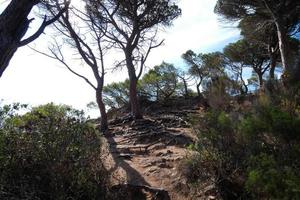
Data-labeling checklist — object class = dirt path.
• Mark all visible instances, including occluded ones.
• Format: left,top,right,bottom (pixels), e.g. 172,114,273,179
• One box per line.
101,109,200,200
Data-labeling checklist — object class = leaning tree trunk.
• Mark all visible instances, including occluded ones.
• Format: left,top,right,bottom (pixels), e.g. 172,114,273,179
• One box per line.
0,0,39,77
254,68,264,90
96,87,108,132
274,18,294,81
241,77,248,95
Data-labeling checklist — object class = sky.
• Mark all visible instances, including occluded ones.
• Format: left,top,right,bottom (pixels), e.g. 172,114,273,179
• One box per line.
0,0,240,116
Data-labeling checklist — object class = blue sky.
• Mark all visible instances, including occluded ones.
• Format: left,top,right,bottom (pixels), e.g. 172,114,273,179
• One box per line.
0,0,240,115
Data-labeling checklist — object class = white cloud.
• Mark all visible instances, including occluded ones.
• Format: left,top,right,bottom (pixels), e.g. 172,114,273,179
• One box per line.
147,0,239,65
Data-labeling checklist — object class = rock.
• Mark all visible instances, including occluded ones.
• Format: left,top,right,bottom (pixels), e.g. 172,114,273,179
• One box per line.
156,152,164,156
158,163,171,168
156,150,173,157
167,150,173,154
147,166,158,173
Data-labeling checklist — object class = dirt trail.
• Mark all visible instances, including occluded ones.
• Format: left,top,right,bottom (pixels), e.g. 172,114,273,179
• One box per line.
101,108,201,200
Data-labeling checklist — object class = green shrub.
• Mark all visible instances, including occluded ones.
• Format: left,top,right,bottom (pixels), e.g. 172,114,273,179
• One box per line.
0,103,107,200
200,110,236,151
246,153,300,199
188,103,300,199
181,151,219,186
240,105,300,141
269,109,300,140
217,111,232,132
239,115,268,137
182,77,300,199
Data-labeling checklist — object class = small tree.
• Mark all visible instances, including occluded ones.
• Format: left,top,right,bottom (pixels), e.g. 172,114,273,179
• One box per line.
177,70,193,97
182,50,208,97
36,1,109,131
86,0,181,118
183,51,227,97
140,62,179,101
103,80,130,108
224,39,270,89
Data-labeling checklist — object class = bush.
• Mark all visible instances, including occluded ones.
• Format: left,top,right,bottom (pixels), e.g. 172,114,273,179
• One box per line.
246,153,300,199
186,99,300,199
200,110,237,152
181,152,218,185
0,103,107,200
240,105,300,141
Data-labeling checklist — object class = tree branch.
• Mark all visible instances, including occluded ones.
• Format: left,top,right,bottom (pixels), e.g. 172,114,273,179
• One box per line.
18,1,70,47
29,43,97,90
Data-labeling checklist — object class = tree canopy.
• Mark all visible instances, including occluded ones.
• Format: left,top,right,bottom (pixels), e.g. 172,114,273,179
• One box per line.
215,0,300,82
86,0,181,118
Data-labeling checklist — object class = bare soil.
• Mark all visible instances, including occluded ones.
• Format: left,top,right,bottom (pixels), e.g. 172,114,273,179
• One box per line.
101,105,201,200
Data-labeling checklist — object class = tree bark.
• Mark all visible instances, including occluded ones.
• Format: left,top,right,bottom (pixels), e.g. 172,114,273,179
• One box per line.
129,77,142,119
269,52,277,80
0,0,39,77
257,72,264,89
267,43,279,80
241,77,248,95
182,78,189,97
126,56,142,119
262,1,293,80
96,87,108,132
196,81,202,98
274,19,292,78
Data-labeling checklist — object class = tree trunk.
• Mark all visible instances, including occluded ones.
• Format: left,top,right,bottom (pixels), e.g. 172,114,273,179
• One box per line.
241,80,248,95
183,79,189,97
129,77,142,119
274,19,292,78
96,88,108,132
0,0,39,77
196,82,201,97
268,43,279,80
269,53,277,80
126,56,142,119
258,73,264,89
